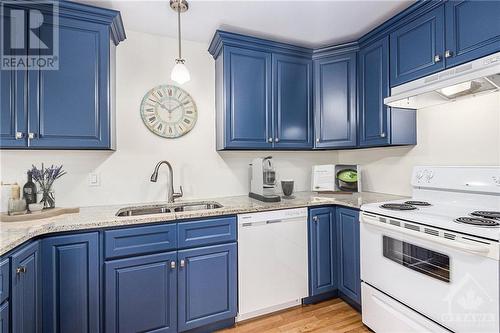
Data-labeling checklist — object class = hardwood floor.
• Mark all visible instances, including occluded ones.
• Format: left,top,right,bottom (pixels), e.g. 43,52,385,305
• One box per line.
217,298,371,333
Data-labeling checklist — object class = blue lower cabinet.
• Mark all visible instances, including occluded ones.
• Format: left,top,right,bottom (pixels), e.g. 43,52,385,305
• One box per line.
105,252,178,333
11,241,40,333
308,207,337,296
0,259,9,305
336,208,361,307
0,301,9,333
177,243,237,332
41,233,100,333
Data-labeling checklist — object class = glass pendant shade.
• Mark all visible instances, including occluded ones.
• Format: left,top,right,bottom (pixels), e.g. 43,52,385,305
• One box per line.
171,60,190,84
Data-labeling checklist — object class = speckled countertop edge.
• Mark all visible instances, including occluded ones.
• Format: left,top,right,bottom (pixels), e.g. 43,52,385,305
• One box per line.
0,191,406,256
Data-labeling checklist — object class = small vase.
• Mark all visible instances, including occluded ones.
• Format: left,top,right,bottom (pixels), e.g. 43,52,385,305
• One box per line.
40,188,55,209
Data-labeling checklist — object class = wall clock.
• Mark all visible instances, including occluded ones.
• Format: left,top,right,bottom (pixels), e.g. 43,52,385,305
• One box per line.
140,84,197,138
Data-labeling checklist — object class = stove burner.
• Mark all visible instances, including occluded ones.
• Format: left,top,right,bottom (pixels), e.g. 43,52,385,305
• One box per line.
454,217,500,227
380,203,417,211
404,201,431,206
471,211,500,220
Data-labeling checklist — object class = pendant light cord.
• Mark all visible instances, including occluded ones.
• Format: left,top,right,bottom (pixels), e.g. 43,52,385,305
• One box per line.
177,0,182,61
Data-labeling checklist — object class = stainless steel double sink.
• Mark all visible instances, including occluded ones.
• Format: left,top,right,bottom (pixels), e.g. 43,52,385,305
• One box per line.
116,201,223,217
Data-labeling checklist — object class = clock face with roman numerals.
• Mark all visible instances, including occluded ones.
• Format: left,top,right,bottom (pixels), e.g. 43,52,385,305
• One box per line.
140,84,197,138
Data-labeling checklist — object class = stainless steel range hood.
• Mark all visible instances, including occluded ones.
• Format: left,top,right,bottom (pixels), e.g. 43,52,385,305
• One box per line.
384,52,500,109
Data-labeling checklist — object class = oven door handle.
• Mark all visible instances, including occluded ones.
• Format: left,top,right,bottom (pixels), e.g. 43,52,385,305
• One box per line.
362,216,490,254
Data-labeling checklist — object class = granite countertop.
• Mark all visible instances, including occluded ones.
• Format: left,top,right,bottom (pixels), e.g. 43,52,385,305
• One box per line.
0,191,405,256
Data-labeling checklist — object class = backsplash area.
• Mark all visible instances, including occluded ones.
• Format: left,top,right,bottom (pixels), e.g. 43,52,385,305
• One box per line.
339,92,500,196
0,30,336,208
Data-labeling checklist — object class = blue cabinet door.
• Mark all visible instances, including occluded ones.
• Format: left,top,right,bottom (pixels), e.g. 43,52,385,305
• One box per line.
41,233,99,333
11,241,40,333
308,207,337,296
359,37,390,147
177,243,237,332
0,301,8,333
390,5,445,86
27,15,111,149
445,0,500,67
314,53,357,148
104,252,177,333
336,208,361,306
223,46,272,149
0,5,27,148
0,259,9,305
273,54,313,149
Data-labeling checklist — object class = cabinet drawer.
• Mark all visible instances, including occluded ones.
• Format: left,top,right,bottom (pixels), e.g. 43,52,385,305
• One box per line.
0,259,9,304
177,217,237,249
104,224,177,259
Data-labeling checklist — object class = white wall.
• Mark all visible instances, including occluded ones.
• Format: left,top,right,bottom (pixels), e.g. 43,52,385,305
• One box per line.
0,30,336,207
338,92,500,196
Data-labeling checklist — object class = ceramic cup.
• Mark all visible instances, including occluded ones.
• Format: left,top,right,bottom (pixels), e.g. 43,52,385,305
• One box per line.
281,180,294,197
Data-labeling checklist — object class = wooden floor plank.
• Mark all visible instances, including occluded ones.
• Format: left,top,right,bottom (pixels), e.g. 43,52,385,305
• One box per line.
217,299,369,333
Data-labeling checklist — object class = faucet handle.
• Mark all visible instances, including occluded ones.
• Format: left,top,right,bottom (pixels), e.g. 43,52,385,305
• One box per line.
173,186,183,199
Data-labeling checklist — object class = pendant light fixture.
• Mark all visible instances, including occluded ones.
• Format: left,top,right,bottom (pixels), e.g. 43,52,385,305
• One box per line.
170,0,190,84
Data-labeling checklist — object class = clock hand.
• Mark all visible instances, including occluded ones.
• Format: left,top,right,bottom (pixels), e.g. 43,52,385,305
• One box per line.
170,104,183,112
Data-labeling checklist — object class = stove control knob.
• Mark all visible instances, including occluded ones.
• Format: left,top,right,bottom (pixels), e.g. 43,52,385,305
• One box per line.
425,171,434,183
416,171,424,183
493,176,500,186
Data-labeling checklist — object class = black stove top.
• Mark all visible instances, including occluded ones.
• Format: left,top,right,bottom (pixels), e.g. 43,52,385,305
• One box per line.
404,200,432,206
455,217,500,227
380,203,417,211
471,211,500,220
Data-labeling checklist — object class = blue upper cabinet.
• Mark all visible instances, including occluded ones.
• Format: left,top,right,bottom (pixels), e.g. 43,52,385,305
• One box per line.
11,241,40,333
444,0,500,67
359,38,416,147
336,208,361,308
313,52,357,148
177,243,237,332
28,15,111,149
0,1,125,150
210,30,313,150
273,54,313,149
359,38,390,147
105,252,178,333
0,4,27,148
220,46,273,149
41,233,99,333
390,5,445,87
308,207,337,296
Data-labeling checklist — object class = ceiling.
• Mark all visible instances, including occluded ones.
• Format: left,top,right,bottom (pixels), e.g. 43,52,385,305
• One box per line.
74,0,414,48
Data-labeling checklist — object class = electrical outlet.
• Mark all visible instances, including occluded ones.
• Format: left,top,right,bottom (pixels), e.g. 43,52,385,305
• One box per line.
88,173,100,187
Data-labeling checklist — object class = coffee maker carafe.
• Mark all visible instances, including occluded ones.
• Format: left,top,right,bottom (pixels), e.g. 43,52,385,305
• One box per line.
249,156,281,202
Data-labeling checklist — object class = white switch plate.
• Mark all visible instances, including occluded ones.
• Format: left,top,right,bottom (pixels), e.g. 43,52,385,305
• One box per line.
88,173,100,187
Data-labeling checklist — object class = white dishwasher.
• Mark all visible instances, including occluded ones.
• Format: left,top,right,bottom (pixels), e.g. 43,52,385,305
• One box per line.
237,208,309,321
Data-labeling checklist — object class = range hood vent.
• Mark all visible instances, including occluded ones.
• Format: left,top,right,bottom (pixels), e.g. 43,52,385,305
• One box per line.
384,52,500,109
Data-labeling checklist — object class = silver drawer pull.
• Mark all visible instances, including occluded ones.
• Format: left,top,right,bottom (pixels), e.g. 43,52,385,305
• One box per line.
16,266,26,274
170,261,176,269
15,132,24,139
180,259,186,268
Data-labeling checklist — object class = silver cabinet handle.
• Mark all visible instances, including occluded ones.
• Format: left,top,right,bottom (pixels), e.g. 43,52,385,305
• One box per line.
316,138,320,143
16,266,26,274
180,259,185,268
380,132,386,138
170,261,176,269
312,216,318,223
28,132,36,139
268,137,273,143
274,138,279,143
445,50,453,58
434,54,442,63
15,132,24,139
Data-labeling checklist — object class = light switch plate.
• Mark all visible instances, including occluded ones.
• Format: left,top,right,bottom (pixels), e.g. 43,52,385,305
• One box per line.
88,173,100,187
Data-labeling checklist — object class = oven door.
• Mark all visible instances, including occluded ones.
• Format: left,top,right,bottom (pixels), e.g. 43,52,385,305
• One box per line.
360,213,499,333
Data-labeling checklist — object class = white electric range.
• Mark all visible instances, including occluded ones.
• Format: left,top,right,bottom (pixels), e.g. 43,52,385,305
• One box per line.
360,166,500,333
